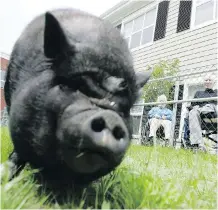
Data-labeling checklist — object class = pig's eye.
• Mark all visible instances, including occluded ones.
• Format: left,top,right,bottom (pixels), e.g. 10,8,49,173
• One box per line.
59,84,66,90
96,81,101,87
57,76,83,90
119,81,128,89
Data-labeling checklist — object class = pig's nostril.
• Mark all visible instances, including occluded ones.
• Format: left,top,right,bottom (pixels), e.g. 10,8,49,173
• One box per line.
91,117,106,132
113,126,125,140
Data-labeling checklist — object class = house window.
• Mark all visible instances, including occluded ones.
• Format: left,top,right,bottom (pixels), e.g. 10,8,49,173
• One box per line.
192,0,217,28
122,7,157,49
1,70,6,88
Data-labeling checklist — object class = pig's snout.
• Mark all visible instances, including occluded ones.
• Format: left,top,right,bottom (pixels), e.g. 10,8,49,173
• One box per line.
59,109,130,174
81,110,129,155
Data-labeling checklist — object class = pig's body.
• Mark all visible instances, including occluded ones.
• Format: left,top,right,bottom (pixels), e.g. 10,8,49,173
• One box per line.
4,8,151,187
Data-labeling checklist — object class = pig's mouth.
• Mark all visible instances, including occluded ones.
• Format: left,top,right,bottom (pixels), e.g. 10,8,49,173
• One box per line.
63,146,120,174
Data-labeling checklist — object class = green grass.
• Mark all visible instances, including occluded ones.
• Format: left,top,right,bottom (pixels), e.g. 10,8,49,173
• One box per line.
1,127,217,209
1,127,13,162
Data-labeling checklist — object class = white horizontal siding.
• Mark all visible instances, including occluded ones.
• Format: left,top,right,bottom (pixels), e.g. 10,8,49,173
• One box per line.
132,23,216,56
179,59,217,72
134,53,217,72
134,54,217,72
133,34,217,65
130,2,217,74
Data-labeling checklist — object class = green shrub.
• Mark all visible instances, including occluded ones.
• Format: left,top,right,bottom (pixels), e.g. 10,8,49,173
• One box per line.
142,59,180,102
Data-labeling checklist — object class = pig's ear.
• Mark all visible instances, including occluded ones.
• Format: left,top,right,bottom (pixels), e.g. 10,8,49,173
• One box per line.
44,12,69,58
135,68,153,89
135,68,153,98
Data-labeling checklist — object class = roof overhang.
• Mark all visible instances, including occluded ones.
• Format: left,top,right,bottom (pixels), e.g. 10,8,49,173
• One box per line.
0,52,10,60
100,0,154,26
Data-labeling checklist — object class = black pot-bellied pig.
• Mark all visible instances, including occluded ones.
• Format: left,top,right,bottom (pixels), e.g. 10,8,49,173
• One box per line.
3,8,152,186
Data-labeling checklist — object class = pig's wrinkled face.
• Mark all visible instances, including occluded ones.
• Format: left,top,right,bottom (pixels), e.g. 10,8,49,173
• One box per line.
44,12,151,181
48,75,133,177
55,88,131,175
47,66,137,178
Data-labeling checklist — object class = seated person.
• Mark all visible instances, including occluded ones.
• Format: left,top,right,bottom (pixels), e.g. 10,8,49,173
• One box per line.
188,75,217,150
148,94,173,146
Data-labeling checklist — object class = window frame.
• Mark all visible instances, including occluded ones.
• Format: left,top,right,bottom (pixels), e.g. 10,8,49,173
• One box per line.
0,70,6,89
191,0,218,30
121,2,159,52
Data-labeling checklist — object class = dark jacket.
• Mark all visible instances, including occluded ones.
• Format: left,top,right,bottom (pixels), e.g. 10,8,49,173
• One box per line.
191,88,217,107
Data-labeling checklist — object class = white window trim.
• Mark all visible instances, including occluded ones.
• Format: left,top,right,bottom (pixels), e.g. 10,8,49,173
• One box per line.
1,80,5,88
191,0,218,31
130,97,145,137
130,112,143,116
130,114,144,138
1,69,6,88
121,1,159,52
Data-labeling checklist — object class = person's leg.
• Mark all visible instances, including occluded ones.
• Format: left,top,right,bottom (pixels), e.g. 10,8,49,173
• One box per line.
149,118,161,145
189,107,203,146
184,118,191,147
161,120,172,146
149,118,161,138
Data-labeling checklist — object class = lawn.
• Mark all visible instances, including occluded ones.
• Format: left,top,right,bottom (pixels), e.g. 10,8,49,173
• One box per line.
1,127,217,209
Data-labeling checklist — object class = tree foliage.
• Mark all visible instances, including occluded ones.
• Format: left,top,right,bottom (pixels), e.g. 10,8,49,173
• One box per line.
142,59,180,103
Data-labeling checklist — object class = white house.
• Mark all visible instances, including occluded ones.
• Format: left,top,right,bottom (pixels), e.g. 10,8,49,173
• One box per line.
100,0,218,141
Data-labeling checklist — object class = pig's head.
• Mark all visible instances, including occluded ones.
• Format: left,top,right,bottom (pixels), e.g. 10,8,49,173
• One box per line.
44,11,152,182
